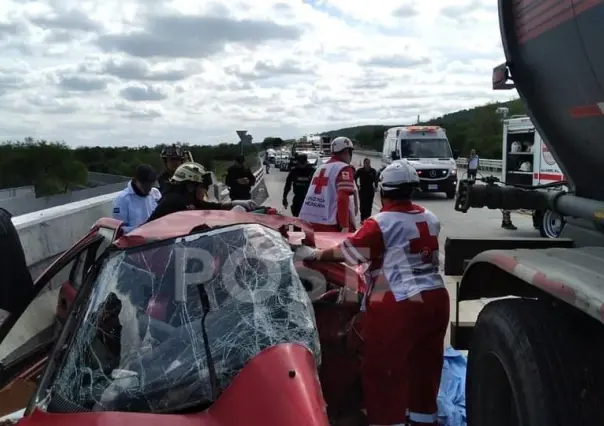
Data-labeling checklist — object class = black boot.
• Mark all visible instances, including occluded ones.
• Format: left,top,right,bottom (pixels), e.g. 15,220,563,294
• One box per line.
501,210,517,230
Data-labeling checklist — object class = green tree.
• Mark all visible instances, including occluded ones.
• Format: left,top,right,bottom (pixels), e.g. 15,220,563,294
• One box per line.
262,137,284,149
322,98,527,157
0,138,261,196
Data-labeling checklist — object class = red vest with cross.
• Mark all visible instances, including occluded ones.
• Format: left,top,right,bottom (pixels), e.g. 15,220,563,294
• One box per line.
361,207,444,306
299,160,350,225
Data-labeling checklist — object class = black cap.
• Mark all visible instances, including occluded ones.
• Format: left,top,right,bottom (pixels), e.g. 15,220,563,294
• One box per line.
296,153,308,163
235,155,245,164
135,164,157,183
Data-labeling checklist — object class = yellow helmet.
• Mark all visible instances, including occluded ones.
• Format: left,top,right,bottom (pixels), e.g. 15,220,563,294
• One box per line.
170,162,212,185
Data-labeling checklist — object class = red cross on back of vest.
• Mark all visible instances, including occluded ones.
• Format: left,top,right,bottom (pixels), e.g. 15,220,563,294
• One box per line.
409,221,439,264
312,168,330,194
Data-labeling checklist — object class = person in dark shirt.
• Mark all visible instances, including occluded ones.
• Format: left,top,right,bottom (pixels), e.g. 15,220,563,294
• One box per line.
158,145,186,194
283,154,316,217
355,158,378,222
147,162,257,222
225,156,256,200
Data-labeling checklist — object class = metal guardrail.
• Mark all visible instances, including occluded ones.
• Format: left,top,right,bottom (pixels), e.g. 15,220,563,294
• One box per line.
455,158,502,172
355,149,503,172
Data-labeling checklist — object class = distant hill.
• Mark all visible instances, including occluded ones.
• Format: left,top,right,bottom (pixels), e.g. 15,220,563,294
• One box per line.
322,98,526,158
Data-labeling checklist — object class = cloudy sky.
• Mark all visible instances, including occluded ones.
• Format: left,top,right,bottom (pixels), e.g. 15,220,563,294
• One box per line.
0,0,518,147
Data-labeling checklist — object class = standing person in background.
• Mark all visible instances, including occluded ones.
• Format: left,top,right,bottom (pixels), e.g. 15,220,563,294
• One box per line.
467,148,479,182
158,145,186,194
283,153,315,217
355,158,379,222
299,136,356,232
225,155,256,201
147,162,256,221
113,164,161,233
501,210,517,230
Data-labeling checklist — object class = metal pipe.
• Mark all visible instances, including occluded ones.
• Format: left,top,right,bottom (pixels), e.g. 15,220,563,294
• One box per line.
459,180,604,226
550,192,604,224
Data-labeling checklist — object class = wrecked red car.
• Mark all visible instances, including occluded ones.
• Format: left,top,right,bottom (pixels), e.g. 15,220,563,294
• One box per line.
0,209,368,425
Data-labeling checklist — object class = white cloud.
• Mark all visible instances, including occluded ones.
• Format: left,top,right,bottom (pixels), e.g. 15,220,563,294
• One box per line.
0,0,515,147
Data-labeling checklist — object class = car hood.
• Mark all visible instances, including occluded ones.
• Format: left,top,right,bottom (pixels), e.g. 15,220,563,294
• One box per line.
9,345,329,426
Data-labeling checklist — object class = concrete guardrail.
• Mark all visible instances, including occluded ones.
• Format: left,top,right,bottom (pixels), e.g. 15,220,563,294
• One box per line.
354,149,503,172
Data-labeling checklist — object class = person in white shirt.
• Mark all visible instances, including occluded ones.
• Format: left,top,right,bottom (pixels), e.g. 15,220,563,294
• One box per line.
112,164,161,233
467,148,479,182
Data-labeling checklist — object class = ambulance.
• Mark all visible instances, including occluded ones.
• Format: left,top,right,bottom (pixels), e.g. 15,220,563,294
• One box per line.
382,125,459,199
502,115,566,238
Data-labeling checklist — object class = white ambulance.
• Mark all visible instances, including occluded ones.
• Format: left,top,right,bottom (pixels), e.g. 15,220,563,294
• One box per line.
502,115,566,238
382,126,459,199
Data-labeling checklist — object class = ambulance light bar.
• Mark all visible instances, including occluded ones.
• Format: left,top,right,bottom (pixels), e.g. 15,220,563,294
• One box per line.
407,126,439,133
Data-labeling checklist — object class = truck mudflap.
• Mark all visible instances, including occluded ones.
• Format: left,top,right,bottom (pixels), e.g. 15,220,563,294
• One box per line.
451,246,604,349
460,246,604,321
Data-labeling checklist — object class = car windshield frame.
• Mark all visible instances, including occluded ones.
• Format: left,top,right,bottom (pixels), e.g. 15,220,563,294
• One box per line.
400,138,453,159
36,224,320,415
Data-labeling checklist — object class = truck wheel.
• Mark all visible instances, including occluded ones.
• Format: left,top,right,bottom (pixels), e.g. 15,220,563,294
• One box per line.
466,298,604,426
539,209,564,238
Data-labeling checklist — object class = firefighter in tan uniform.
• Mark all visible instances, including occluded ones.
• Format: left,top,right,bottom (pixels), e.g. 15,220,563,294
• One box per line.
298,136,357,232
296,161,450,426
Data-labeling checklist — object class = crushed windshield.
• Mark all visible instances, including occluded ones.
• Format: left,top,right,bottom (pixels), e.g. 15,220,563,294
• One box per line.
41,224,320,414
400,139,453,158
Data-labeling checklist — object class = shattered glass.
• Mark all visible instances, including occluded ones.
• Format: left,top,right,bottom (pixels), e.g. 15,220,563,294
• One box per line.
42,224,320,413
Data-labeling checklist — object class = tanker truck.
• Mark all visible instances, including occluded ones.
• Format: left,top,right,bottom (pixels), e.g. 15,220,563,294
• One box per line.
445,2,604,425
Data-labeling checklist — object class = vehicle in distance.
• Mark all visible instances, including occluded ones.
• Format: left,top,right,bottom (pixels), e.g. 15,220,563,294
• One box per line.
382,126,458,199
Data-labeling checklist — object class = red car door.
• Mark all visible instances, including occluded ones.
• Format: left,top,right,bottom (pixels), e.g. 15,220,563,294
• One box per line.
0,218,120,418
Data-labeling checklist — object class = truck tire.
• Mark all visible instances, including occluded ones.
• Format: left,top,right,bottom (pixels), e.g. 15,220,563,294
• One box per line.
466,298,604,426
539,209,565,238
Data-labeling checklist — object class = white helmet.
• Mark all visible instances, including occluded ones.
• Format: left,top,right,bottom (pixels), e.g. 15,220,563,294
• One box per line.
510,141,522,153
519,161,532,172
171,162,213,185
380,160,420,190
331,136,354,153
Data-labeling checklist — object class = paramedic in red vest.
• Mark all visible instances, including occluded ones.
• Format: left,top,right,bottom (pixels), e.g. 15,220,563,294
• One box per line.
298,136,356,232
296,160,450,426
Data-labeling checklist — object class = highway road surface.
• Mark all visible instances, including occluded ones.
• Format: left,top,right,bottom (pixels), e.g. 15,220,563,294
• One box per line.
265,154,537,250
264,154,539,346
